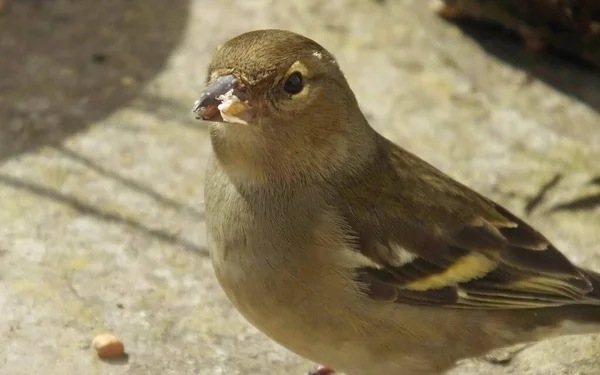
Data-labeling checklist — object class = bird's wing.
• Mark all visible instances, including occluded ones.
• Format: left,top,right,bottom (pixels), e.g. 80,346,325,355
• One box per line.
340,139,600,309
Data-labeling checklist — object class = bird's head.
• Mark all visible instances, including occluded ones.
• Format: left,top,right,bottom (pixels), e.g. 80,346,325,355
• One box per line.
193,29,375,187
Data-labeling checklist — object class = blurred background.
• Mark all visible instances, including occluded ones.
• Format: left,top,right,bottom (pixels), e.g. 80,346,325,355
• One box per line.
0,0,599,374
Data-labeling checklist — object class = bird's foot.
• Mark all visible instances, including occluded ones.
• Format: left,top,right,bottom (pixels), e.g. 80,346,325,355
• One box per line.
306,365,336,375
484,343,532,365
430,0,469,20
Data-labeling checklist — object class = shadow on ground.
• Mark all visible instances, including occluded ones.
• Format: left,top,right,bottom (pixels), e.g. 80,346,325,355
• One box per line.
0,0,204,254
0,0,191,161
451,20,600,114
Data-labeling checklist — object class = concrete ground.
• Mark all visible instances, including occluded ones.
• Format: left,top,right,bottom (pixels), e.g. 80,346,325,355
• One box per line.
1,0,599,374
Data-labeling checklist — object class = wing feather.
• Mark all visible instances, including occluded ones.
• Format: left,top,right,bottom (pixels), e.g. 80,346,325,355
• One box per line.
339,138,598,309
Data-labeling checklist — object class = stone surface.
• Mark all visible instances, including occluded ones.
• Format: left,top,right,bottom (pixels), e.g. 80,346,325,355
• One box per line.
0,0,599,374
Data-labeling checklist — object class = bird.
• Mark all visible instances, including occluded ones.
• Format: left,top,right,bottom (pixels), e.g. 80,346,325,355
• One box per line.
192,29,600,375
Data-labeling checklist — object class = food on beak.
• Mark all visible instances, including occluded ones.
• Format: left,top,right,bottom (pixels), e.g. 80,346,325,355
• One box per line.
215,89,250,125
192,74,252,124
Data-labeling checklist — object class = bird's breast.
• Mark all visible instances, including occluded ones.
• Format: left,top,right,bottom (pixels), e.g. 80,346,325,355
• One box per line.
204,160,413,369
204,181,375,361
207,214,366,361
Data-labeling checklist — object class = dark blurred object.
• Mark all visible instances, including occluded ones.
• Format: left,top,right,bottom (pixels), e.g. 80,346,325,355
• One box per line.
434,0,600,68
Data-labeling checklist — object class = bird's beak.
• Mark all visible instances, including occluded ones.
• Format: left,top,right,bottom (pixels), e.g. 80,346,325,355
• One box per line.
191,74,254,125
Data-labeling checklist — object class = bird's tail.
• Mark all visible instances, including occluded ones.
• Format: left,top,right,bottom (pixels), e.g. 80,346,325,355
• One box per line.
580,268,600,301
543,268,600,338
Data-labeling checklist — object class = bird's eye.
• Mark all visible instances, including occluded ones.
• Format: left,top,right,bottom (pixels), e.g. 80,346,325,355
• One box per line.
283,72,304,95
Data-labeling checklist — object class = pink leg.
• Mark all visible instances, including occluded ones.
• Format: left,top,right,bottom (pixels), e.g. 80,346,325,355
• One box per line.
307,365,336,375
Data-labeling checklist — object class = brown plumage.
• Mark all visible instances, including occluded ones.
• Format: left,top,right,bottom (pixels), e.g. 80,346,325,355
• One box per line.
194,29,600,375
